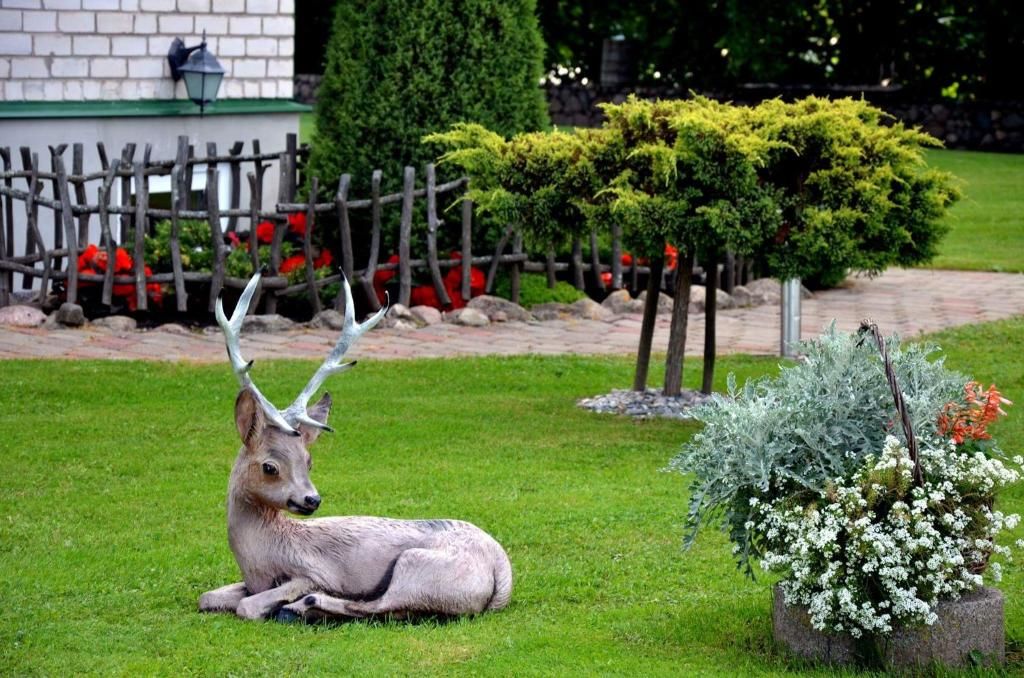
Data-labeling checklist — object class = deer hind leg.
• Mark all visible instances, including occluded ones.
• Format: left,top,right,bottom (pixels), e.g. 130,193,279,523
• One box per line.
235,577,315,620
345,547,494,618
198,582,248,613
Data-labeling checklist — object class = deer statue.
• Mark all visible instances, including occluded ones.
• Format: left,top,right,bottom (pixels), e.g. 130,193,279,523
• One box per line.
198,272,512,622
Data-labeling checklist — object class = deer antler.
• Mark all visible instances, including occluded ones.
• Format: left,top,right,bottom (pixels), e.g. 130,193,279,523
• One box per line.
217,271,388,435
216,272,301,435
281,274,388,432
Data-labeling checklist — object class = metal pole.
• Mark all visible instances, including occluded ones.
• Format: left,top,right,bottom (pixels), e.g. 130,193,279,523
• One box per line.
780,277,802,357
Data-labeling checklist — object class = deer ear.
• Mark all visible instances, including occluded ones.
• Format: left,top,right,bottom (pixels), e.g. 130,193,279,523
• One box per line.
234,387,266,449
301,392,333,447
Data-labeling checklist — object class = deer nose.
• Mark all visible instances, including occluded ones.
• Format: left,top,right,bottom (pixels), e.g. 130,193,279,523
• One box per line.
304,494,321,510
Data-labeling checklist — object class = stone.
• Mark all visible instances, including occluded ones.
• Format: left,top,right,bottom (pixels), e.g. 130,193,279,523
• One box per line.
409,305,442,326
242,314,296,333
491,310,509,323
569,298,614,321
308,309,345,330
467,295,532,322
530,302,573,321
687,286,735,313
392,319,419,331
153,322,190,335
637,290,674,314
387,303,415,321
730,285,756,307
577,387,713,419
56,302,86,327
773,585,1004,668
0,304,46,327
449,307,489,327
601,289,644,314
92,315,137,333
43,311,61,330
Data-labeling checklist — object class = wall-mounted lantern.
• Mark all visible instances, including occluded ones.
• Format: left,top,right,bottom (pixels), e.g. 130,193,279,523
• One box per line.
167,32,225,114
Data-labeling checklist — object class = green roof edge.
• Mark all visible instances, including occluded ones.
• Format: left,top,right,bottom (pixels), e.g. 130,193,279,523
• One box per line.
0,98,312,120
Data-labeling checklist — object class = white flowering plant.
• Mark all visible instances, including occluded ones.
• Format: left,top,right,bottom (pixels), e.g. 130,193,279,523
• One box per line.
670,326,1017,638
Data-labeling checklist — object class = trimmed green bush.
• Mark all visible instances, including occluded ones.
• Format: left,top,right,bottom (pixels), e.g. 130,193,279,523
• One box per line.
494,272,587,307
307,0,549,194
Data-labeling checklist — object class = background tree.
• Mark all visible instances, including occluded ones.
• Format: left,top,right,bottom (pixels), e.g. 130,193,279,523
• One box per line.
307,0,550,195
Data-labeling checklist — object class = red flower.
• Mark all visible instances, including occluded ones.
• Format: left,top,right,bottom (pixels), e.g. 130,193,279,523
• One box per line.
313,249,333,269
114,248,133,273
601,271,612,286
77,244,99,272
373,254,400,303
279,254,306,274
443,264,486,309
226,232,241,248
664,243,678,271
410,285,440,308
255,221,275,244
288,212,307,238
621,251,633,267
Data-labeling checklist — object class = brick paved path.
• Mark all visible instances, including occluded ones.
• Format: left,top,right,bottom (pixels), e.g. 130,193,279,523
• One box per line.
0,268,1021,362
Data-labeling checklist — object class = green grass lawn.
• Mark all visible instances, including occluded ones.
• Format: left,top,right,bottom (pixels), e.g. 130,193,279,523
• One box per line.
925,149,1024,273
3,318,1023,675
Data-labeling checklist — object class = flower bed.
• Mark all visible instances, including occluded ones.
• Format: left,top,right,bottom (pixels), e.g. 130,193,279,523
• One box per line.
670,323,1017,667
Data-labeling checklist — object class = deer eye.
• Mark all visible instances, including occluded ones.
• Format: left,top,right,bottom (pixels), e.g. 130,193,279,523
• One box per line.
261,462,279,476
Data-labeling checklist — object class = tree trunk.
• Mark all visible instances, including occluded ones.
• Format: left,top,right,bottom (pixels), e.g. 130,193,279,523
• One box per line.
702,250,719,394
663,249,693,397
632,256,665,392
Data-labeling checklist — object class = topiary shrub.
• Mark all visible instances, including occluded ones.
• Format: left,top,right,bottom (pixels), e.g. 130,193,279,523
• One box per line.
307,0,549,195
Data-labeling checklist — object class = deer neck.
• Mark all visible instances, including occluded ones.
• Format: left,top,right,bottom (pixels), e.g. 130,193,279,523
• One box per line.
225,448,298,591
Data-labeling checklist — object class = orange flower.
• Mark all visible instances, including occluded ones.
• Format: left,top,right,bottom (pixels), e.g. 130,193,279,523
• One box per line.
939,381,1012,444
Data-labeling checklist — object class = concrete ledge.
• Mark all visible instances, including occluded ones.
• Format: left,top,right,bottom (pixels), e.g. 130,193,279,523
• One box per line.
773,585,1005,668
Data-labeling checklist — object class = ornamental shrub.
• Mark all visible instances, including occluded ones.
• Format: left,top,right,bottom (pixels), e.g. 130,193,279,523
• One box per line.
670,325,1020,640
668,324,966,573
307,0,549,194
746,97,960,285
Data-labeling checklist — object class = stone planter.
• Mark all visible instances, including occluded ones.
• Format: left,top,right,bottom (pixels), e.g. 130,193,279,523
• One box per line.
772,585,1004,668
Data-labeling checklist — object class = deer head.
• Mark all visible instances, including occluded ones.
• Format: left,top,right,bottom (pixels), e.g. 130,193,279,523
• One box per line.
218,272,387,516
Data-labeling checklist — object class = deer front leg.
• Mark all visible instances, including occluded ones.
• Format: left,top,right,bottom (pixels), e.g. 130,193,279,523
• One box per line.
199,582,249,613
276,592,377,622
235,578,315,620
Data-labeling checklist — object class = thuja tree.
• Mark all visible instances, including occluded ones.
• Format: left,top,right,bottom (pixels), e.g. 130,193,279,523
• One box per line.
307,0,549,195
746,97,959,287
425,124,605,254
600,97,782,395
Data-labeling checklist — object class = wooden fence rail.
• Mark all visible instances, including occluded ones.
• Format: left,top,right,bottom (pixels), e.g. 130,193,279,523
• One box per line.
0,134,731,317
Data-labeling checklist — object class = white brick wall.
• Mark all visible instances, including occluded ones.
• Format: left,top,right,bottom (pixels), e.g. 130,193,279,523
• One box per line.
0,0,295,102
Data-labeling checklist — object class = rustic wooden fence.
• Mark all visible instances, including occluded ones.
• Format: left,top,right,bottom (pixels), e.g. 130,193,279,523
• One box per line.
0,133,751,316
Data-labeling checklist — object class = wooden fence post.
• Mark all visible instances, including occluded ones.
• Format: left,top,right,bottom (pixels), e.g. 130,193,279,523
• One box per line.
356,169,383,310
118,143,136,243
425,164,452,307
24,154,49,303
53,152,79,304
132,161,148,311
460,194,472,301
206,143,226,312
398,166,414,307
226,141,244,233
72,143,90,245
302,177,322,314
98,164,117,307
